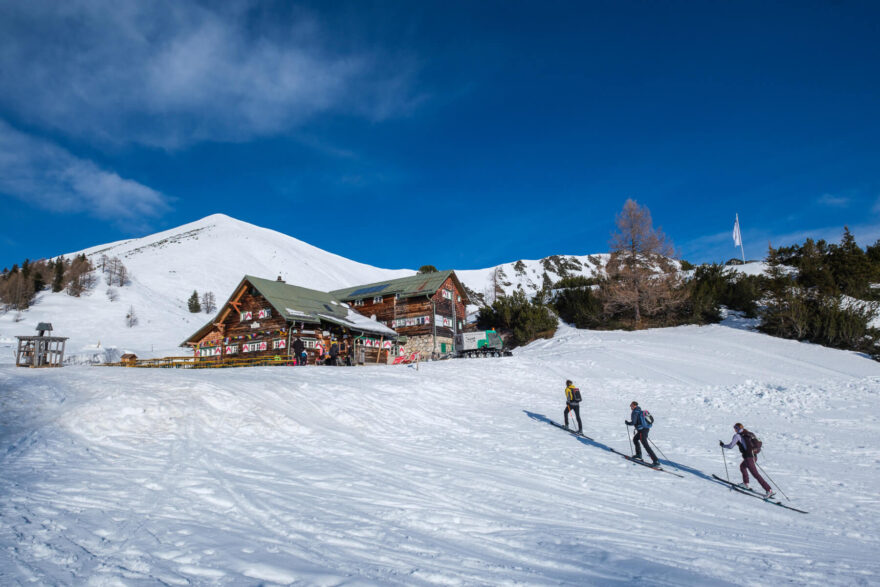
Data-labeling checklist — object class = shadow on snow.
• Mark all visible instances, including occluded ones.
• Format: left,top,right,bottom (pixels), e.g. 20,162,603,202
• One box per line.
524,410,717,483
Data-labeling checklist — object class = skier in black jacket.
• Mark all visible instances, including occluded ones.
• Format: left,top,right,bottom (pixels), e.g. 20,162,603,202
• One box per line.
292,337,305,365
625,401,658,466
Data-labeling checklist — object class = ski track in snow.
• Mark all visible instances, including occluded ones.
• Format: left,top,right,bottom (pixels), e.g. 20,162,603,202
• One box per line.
1,323,880,585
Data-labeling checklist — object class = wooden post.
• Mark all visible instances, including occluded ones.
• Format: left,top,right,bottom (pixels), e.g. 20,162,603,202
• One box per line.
376,336,384,363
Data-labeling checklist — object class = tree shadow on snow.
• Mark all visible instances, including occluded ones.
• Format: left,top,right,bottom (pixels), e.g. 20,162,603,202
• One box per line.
524,410,716,483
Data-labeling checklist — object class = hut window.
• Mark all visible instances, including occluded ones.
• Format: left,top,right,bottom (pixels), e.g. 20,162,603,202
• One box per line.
353,299,365,307
373,296,383,304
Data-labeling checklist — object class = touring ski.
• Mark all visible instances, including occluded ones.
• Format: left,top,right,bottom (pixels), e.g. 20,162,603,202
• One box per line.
608,448,684,477
711,474,808,514
549,420,593,441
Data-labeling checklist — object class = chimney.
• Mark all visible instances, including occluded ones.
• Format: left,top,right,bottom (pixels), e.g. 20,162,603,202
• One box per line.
276,275,285,283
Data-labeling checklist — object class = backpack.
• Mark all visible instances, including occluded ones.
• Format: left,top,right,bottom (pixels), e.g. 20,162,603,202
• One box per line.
570,387,582,403
641,410,654,428
741,430,762,455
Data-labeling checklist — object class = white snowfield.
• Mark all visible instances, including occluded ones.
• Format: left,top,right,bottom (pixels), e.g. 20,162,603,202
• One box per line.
2,320,879,585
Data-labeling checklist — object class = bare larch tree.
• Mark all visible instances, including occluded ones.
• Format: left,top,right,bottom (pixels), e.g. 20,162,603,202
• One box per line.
601,199,686,327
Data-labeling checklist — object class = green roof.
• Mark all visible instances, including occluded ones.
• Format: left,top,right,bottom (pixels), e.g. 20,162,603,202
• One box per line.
182,275,397,345
330,270,469,303
246,275,347,324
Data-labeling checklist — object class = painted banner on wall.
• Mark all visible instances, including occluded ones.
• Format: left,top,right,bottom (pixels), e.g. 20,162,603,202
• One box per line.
434,314,453,328
242,341,268,353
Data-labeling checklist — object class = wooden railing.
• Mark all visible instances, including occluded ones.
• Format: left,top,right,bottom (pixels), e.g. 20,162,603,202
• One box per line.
99,356,300,369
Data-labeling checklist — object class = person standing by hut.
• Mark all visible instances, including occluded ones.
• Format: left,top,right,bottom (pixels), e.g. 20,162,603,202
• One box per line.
341,336,352,366
329,339,339,366
292,337,305,366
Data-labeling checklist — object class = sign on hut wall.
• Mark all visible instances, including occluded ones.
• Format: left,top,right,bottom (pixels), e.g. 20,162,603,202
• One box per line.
199,346,221,357
434,314,454,328
358,338,393,349
242,341,268,353
240,309,272,322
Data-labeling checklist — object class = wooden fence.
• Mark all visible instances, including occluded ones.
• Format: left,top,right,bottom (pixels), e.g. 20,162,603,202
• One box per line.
100,356,300,369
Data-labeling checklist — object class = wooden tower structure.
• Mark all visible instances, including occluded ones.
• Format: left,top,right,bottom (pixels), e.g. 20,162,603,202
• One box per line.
15,323,68,368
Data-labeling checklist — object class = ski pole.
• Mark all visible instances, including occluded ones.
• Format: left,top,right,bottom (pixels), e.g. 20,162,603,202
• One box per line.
649,438,671,464
721,446,730,483
756,461,790,501
625,423,634,456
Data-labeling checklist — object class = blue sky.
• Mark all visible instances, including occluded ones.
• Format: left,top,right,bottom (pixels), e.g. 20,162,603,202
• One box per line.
1,0,879,271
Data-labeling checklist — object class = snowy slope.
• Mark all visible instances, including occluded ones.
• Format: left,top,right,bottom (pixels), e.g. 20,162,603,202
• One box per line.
0,214,606,358
1,215,416,358
1,321,879,585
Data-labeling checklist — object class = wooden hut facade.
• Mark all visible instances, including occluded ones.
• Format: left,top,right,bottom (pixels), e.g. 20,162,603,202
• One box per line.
183,276,399,365
330,270,470,358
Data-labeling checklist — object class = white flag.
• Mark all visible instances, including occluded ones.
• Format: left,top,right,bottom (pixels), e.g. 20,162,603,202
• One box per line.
732,215,742,247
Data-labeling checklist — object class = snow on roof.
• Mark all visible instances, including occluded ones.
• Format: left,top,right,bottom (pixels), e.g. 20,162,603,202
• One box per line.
318,309,398,338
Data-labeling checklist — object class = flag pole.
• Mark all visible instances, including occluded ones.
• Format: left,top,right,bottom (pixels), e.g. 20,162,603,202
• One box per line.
736,213,746,263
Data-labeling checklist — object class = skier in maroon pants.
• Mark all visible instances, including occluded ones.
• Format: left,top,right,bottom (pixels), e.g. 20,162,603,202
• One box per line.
720,423,775,498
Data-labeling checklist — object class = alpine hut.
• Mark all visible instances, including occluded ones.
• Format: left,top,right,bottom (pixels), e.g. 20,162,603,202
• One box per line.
182,275,398,365
330,270,469,358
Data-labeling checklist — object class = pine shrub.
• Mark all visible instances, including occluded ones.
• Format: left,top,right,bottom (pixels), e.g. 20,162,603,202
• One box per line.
187,290,201,313
477,290,557,347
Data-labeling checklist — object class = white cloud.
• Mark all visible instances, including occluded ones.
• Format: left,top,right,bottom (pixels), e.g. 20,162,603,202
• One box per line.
0,120,170,224
0,1,421,149
817,193,850,207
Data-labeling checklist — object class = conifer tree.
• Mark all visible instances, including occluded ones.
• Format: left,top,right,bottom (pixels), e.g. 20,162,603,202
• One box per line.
52,257,65,292
797,238,836,295
830,227,872,298
188,290,201,313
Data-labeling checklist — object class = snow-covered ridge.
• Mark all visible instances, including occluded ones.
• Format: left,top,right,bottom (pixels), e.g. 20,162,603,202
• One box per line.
457,254,608,303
